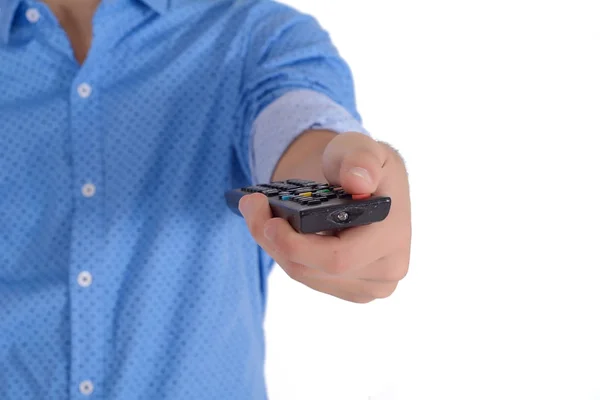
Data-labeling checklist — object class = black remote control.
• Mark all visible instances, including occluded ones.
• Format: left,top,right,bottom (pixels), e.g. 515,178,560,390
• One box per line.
225,179,391,234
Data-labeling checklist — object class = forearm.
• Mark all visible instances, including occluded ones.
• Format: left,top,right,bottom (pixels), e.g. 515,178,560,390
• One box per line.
271,130,337,183
250,90,368,185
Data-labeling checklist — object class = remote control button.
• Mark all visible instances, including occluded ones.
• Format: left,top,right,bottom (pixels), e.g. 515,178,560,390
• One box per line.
298,192,312,197
293,187,314,194
264,183,298,191
316,190,336,199
280,195,292,200
286,179,317,186
333,187,344,192
352,193,371,200
314,184,329,190
319,191,335,197
243,186,279,195
338,192,352,199
307,199,321,205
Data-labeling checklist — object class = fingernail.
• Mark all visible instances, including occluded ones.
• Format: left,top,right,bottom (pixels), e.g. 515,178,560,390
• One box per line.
239,197,253,216
349,167,372,184
264,223,277,241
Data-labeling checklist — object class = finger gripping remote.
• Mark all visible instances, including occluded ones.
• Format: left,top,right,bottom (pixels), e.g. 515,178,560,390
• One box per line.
224,179,391,234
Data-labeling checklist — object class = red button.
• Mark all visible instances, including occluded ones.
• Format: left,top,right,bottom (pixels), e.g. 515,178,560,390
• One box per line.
352,193,371,200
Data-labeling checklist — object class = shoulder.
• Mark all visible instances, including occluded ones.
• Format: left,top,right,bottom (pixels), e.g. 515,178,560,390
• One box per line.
218,0,323,39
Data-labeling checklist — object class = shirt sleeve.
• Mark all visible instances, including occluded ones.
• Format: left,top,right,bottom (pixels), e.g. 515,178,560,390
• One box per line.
237,2,368,184
250,89,369,184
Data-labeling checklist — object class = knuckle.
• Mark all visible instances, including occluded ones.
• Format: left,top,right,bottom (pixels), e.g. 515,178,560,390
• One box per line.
370,282,399,299
379,254,410,282
344,293,375,304
284,262,307,281
397,264,409,281
383,262,409,282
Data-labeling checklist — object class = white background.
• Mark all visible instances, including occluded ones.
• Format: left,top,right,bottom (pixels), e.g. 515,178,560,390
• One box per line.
264,1,600,399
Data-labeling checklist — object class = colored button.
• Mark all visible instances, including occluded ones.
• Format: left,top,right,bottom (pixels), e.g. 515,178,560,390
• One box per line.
299,192,312,197
352,193,371,200
293,187,313,194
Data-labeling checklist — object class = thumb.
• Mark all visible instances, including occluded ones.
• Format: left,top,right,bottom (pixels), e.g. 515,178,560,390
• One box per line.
322,132,386,195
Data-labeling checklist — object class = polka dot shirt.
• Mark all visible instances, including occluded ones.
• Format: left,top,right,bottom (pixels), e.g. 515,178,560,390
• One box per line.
0,0,365,398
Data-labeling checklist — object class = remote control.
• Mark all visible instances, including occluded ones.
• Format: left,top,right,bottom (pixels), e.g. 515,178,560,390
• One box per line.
225,179,391,234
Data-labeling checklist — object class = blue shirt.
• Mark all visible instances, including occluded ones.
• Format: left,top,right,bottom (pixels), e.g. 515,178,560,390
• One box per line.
0,0,366,398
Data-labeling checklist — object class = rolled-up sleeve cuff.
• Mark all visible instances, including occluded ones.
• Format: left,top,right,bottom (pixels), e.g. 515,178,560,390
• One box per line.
250,89,370,184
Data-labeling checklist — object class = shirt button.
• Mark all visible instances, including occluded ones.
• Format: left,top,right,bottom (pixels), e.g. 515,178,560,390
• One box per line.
25,8,40,23
77,271,93,287
81,183,96,198
77,83,92,98
79,380,94,395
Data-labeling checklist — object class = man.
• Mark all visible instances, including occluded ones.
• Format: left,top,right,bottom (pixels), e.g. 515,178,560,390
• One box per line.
0,0,411,398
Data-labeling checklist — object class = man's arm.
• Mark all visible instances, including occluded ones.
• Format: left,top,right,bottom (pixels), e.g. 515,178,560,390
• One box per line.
241,127,411,303
237,3,411,302
270,129,335,183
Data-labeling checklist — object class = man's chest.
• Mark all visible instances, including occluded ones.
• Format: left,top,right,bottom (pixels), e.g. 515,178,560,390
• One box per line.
0,1,248,143
0,21,247,177
0,10,254,237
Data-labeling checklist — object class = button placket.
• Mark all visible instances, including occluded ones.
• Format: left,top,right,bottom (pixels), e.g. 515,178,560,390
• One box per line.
69,74,105,398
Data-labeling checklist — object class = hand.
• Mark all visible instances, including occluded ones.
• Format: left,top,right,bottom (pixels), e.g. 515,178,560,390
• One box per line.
239,132,412,303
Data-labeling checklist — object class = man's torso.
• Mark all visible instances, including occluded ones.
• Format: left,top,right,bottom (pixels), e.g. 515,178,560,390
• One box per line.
0,0,278,398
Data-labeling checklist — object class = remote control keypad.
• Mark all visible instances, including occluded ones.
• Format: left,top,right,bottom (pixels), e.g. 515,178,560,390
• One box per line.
240,180,370,206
